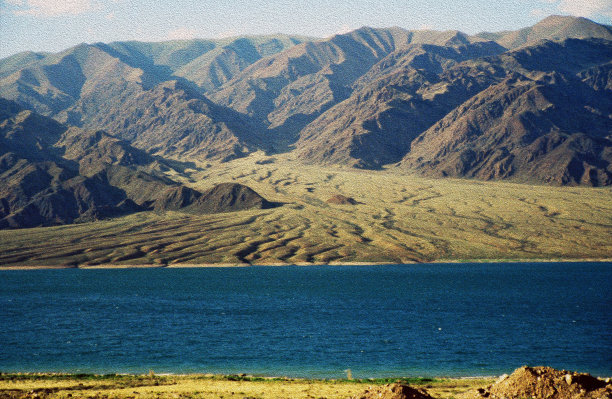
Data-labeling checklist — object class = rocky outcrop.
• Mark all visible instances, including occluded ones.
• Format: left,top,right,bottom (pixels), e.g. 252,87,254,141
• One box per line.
459,366,612,399
327,195,359,205
154,183,273,214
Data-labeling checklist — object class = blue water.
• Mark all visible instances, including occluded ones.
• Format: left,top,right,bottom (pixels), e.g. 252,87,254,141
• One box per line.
0,263,611,378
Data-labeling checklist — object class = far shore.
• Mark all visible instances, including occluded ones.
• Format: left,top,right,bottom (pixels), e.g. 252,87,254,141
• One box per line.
1,258,611,270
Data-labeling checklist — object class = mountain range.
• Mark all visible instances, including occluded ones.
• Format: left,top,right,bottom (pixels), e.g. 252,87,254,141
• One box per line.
1,15,611,228
0,99,272,228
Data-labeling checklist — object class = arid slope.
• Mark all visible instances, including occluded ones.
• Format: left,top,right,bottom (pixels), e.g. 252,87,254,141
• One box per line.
1,154,610,267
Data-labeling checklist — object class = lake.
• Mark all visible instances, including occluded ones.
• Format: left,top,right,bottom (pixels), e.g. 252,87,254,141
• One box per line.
1,263,611,378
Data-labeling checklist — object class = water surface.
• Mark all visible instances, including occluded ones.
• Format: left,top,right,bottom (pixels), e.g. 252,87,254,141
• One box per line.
1,263,610,378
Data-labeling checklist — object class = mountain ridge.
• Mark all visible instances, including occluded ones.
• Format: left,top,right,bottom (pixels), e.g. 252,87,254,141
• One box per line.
0,100,274,228
399,38,612,185
0,15,610,189
476,15,612,49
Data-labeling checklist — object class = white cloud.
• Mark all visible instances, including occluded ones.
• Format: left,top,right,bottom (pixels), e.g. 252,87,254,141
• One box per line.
554,0,612,18
167,27,198,40
530,8,547,17
418,23,435,31
335,24,352,35
13,0,98,17
324,24,353,38
216,29,238,39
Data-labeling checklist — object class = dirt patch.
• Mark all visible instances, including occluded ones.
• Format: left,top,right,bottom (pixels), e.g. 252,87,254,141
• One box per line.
327,195,360,205
352,383,434,399
459,366,612,399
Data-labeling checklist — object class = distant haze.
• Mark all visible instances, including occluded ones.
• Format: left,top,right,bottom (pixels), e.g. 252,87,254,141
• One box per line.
1,0,612,58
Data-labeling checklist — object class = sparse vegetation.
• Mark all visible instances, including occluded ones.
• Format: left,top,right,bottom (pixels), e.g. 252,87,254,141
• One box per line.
0,373,493,399
1,153,610,267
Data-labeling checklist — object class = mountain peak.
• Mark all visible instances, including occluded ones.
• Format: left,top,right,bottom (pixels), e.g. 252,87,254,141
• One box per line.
476,15,612,49
537,15,583,25
534,14,612,32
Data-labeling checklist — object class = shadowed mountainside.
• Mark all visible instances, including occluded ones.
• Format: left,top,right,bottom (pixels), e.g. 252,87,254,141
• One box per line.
399,39,612,186
210,28,497,149
294,40,507,168
0,100,168,228
0,36,306,161
0,100,273,228
64,79,263,162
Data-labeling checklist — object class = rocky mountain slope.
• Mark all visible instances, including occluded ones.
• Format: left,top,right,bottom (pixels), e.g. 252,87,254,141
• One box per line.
0,15,611,187
0,100,143,228
0,34,309,93
210,28,501,150
0,100,272,228
64,79,262,162
291,20,611,173
400,39,612,185
0,36,305,161
294,40,507,168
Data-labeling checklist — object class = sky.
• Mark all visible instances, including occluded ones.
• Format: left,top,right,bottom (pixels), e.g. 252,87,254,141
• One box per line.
1,0,612,59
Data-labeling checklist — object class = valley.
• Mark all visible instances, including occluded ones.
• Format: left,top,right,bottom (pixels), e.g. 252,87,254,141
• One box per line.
1,153,610,267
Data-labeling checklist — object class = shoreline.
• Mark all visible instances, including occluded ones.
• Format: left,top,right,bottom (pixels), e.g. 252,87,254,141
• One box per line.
2,368,610,380
3,370,610,379
2,370,610,399
0,371,498,379
0,372,498,399
1,258,611,270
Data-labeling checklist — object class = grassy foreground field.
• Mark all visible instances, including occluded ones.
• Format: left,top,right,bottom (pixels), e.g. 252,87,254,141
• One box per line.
1,153,611,267
0,373,495,399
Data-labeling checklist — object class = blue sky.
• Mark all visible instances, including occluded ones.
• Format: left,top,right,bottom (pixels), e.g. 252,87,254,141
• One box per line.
1,0,611,59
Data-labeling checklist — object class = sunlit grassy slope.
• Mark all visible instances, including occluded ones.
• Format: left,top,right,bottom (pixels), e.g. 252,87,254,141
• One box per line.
1,153,611,267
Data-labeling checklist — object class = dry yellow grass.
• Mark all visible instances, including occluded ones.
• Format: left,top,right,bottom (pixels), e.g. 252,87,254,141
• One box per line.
1,153,611,266
0,374,495,399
